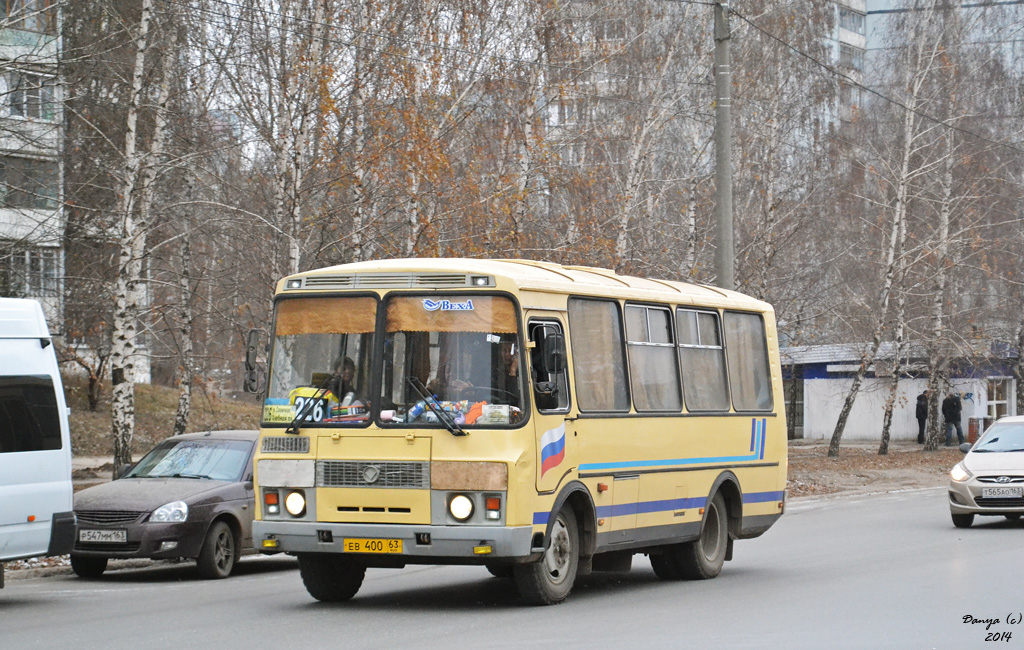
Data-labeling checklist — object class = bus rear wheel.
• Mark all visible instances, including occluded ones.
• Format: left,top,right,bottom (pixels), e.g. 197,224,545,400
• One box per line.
514,507,579,605
298,554,366,602
651,492,728,581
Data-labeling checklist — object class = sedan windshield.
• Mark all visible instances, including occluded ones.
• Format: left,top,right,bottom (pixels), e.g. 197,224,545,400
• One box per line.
126,439,253,481
974,423,1024,452
263,296,377,427
380,295,525,427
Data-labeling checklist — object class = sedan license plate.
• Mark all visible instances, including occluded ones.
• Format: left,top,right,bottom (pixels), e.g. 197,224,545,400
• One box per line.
982,486,1023,499
79,529,127,543
343,538,402,554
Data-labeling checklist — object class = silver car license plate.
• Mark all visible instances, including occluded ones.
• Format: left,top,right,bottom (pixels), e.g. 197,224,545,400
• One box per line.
79,529,127,543
981,486,1023,499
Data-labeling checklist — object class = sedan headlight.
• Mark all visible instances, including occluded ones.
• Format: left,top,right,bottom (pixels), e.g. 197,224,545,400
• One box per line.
151,500,189,522
950,463,972,483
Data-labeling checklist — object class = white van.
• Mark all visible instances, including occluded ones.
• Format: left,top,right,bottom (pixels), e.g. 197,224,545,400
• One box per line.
0,298,75,588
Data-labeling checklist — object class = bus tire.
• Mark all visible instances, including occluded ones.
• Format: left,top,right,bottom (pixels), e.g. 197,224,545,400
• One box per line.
70,555,108,578
649,552,684,580
298,553,366,602
677,492,729,580
514,507,579,605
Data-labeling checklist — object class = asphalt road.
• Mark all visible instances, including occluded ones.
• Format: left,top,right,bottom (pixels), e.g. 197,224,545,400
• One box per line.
2,487,1021,650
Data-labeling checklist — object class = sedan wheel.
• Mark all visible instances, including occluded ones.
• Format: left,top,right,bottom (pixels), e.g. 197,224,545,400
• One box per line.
197,521,237,579
70,555,108,578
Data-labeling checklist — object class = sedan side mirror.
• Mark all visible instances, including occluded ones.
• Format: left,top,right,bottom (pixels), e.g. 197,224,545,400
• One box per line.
114,463,134,480
959,442,972,454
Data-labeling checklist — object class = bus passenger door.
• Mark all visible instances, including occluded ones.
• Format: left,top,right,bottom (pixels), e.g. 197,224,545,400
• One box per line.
528,317,572,493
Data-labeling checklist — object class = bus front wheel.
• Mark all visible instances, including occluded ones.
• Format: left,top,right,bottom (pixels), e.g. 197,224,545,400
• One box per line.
298,554,366,602
514,507,579,605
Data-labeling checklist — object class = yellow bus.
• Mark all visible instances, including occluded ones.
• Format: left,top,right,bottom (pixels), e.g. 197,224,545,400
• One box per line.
247,258,787,605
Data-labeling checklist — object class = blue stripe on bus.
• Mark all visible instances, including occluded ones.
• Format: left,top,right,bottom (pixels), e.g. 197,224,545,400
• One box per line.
578,417,768,471
532,490,784,525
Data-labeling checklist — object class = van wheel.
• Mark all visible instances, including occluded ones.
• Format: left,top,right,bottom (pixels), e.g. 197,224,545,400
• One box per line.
514,507,579,605
70,555,108,578
197,521,237,579
298,554,366,602
951,513,974,528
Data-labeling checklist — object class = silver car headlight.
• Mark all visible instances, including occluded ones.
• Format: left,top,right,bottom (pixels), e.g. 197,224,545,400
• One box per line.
950,463,972,483
151,500,189,522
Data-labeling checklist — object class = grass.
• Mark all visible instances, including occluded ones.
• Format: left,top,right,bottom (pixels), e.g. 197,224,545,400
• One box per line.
64,375,262,458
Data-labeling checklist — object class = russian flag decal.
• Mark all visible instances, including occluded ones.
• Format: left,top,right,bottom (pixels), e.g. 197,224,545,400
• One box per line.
540,423,566,476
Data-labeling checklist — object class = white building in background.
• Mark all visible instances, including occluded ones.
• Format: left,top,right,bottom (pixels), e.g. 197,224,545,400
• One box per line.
0,2,63,331
835,0,867,121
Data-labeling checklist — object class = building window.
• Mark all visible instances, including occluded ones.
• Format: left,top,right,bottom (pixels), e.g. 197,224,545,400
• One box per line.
5,72,58,121
987,378,1012,419
0,156,59,209
2,247,59,297
839,43,865,72
839,7,866,36
595,19,625,42
2,0,57,33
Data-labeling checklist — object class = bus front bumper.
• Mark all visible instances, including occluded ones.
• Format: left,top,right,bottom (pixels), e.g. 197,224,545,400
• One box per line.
254,520,536,561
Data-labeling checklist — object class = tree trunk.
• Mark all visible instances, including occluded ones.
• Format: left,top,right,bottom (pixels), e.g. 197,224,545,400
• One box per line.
109,0,154,470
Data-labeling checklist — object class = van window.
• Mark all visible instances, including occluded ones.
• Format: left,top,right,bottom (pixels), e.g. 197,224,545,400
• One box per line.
0,375,62,452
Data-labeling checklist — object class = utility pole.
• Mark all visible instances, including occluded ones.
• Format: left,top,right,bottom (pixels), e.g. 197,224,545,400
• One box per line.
713,0,735,290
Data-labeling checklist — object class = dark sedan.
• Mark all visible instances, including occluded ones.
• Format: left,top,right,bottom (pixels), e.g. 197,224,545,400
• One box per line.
71,430,258,579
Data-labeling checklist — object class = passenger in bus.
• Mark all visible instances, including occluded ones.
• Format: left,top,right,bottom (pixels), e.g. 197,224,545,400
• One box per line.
492,338,520,407
327,356,357,403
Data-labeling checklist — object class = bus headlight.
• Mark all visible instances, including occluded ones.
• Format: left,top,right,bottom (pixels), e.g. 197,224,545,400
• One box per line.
285,490,306,516
449,494,474,521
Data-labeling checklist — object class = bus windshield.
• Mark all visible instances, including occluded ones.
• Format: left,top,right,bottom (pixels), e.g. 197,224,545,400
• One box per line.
263,296,377,427
380,295,525,427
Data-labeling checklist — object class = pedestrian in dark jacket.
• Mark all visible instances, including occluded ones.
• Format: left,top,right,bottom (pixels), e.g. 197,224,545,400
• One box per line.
915,391,929,444
942,391,964,446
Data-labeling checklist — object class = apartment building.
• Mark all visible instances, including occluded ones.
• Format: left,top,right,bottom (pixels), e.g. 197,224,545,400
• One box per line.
0,1,62,330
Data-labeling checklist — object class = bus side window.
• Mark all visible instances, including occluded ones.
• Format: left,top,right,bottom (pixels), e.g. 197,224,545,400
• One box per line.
529,322,569,412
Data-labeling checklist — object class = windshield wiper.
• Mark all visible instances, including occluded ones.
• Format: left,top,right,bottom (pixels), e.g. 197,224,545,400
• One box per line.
285,373,335,435
407,376,467,437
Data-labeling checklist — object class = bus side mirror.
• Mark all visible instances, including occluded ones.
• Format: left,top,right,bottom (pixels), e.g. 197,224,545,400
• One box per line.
541,332,566,374
244,328,266,394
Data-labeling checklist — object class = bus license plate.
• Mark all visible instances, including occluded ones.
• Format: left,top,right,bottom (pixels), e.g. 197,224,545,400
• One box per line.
343,538,402,554
982,486,1023,499
79,529,127,543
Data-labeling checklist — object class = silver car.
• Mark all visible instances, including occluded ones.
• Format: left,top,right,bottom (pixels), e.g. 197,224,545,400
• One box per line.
949,416,1024,528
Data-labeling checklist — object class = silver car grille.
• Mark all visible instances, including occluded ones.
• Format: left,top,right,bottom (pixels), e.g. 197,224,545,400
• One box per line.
76,510,147,525
261,436,310,454
317,460,429,489
977,476,1024,484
